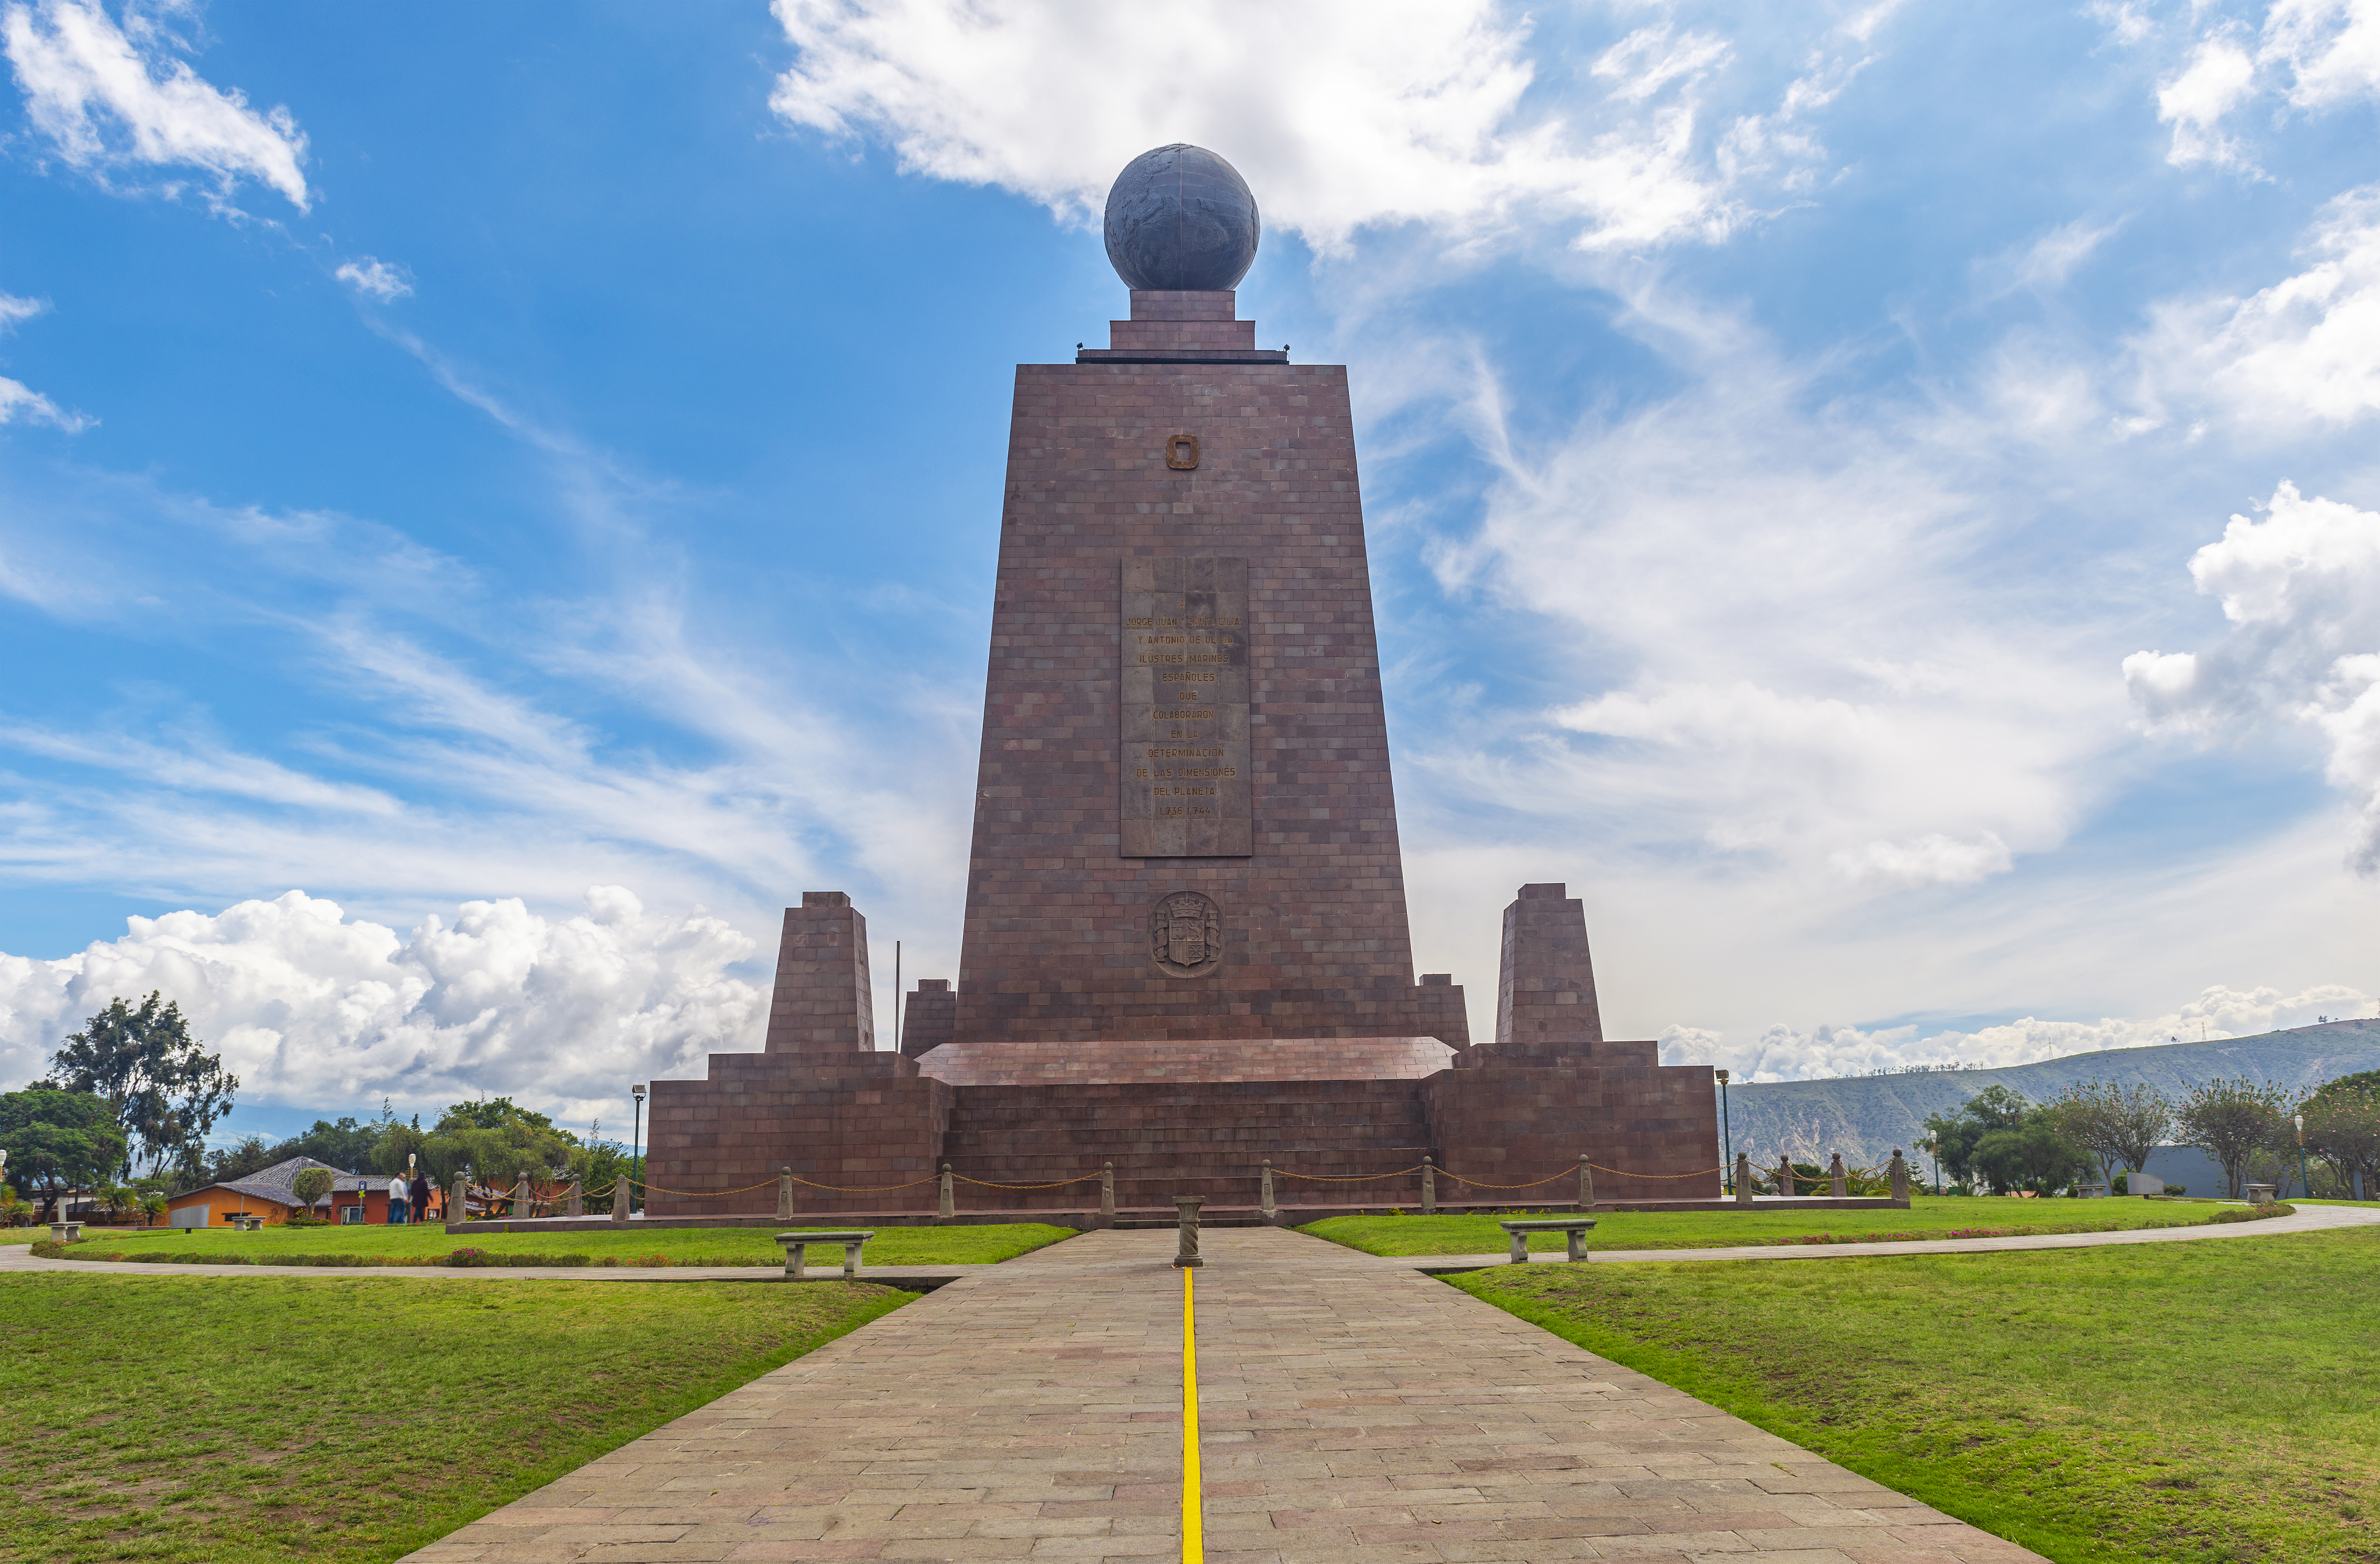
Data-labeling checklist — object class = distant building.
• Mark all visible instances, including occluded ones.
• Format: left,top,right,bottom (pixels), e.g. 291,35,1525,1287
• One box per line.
163,1156,403,1226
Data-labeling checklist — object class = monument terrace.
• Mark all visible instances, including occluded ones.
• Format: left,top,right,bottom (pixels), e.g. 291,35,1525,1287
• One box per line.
643,145,1723,1222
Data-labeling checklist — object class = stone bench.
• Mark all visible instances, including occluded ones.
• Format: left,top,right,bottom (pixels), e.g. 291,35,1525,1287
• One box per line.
777,1230,875,1278
47,1221,82,1242
229,1214,263,1231
1498,1217,1596,1264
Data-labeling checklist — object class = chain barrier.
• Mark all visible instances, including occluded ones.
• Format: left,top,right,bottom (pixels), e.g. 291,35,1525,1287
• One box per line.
1272,1164,1427,1182
953,1172,1102,1190
1588,1164,1728,1179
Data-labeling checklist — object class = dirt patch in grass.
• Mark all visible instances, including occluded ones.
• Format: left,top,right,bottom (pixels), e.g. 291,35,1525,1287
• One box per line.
0,1272,907,1563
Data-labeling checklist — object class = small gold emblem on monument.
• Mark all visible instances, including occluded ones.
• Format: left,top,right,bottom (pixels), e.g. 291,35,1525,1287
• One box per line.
1165,433,1200,470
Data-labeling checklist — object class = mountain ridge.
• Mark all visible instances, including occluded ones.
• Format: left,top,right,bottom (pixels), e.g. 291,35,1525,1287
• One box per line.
1714,1019,2380,1170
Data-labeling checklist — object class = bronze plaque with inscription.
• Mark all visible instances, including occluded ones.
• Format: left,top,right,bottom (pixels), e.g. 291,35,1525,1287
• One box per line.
1121,556,1251,857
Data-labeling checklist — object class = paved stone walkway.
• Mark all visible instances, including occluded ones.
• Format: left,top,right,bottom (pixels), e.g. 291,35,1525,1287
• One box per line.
400,1226,2044,1563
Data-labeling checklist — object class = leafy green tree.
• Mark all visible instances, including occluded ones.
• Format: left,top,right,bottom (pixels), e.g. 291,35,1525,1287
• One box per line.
40,993,237,1178
139,1189,168,1226
270,1116,381,1171
2044,1081,2175,1184
2176,1077,2298,1198
1972,1119,2096,1194
2302,1081,2380,1200
204,1134,280,1186
1921,1085,2034,1189
290,1167,334,1218
0,1090,129,1220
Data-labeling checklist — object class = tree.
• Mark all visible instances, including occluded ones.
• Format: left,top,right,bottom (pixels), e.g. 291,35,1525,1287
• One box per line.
0,1090,129,1220
2175,1077,2297,1198
204,1134,280,1186
41,994,237,1178
2302,1081,2380,1201
2043,1081,2174,1183
270,1116,381,1171
290,1167,334,1219
1921,1085,2035,1189
1971,1118,2097,1195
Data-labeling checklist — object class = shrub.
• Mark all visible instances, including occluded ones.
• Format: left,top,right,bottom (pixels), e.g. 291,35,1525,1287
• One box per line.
2213,1203,2295,1224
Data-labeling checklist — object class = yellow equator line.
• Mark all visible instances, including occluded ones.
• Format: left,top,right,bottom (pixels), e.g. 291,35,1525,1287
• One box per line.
1182,1264,1203,1563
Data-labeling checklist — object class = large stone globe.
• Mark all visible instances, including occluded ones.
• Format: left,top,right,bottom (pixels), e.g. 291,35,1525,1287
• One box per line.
1102,144,1261,292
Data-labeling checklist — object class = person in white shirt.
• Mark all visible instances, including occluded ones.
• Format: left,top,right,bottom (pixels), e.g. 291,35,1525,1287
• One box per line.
388,1175,408,1224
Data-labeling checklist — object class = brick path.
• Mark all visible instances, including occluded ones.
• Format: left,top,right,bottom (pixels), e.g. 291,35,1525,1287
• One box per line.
402,1226,2044,1563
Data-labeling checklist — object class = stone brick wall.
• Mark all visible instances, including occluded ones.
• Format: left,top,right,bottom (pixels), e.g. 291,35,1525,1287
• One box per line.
956,300,1459,1044
1495,882,1605,1053
762,893,875,1056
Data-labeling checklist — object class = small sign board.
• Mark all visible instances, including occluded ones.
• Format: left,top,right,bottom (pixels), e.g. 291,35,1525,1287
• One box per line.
169,1206,209,1228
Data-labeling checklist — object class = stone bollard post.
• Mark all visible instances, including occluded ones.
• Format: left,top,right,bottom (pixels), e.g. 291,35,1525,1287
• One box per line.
1828,1152,1848,1200
1100,1161,1115,1226
1777,1157,1795,1199
1261,1159,1277,1222
1420,1156,1435,1215
1578,1154,1596,1211
1735,1153,1755,1207
778,1168,794,1220
512,1173,532,1220
566,1178,584,1219
1888,1149,1911,1209
939,1164,954,1222
610,1171,628,1222
452,1175,471,1228
1173,1195,1204,1268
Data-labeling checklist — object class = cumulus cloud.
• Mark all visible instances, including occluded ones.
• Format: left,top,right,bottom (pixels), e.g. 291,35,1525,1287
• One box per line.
1664,982,2377,1082
2126,479,2380,871
0,292,45,330
2135,184,2380,429
335,257,412,302
2263,0,2380,109
0,887,767,1125
1,0,309,211
767,0,1866,257
2157,35,2258,169
0,374,87,430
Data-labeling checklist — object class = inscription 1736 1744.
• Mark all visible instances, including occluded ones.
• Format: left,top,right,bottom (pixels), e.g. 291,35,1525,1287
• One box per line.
1120,556,1251,857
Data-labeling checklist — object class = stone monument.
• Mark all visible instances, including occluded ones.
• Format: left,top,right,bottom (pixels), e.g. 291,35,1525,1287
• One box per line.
644,145,1722,1217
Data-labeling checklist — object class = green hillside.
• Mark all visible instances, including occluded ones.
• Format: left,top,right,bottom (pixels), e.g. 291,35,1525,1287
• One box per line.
1719,1019,2380,1168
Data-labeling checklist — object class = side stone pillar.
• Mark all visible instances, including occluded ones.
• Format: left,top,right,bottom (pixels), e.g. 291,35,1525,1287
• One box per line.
778,1169,794,1220
939,1164,954,1222
565,1179,583,1219
1734,1153,1754,1206
1888,1149,1911,1209
1777,1156,1795,1199
1100,1162,1115,1226
1419,1156,1434,1215
1261,1159,1278,1221
1828,1153,1847,1200
512,1173,532,1220
1496,883,1605,1055
763,892,875,1057
450,1175,469,1229
1578,1155,1595,1211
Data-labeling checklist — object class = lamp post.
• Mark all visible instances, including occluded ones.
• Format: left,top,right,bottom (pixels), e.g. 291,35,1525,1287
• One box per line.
2294,1112,2309,1201
630,1083,647,1218
1715,1070,1732,1193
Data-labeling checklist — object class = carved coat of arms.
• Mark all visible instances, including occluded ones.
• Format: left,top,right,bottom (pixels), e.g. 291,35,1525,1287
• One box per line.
1151,891,1223,977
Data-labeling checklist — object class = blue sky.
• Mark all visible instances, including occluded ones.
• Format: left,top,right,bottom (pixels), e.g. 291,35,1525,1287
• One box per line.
4,0,2380,1141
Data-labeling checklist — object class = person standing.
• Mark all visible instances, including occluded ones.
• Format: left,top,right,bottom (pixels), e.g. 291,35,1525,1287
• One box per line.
409,1168,433,1226
387,1173,408,1224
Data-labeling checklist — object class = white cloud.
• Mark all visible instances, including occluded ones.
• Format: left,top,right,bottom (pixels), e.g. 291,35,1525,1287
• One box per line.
1974,216,2123,300
1663,983,2378,1082
0,374,87,430
0,292,46,331
2263,0,2380,109
766,0,1866,257
335,257,412,302
2127,479,2380,871
2134,183,2380,429
2157,35,2258,169
2,0,309,211
1829,832,2013,889
0,887,766,1125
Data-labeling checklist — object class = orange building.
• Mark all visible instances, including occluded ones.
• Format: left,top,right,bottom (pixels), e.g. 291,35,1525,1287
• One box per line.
163,1156,430,1227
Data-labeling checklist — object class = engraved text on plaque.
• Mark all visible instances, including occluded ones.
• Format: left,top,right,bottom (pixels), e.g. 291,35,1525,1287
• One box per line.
1121,556,1251,856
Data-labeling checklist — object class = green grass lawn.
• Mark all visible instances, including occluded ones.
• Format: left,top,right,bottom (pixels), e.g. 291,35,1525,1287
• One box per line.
1456,1227,2380,1564
1302,1195,2226,1255
0,1272,906,1563
42,1220,1077,1267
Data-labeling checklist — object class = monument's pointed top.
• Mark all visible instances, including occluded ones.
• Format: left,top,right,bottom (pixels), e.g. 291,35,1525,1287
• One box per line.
1103,144,1260,292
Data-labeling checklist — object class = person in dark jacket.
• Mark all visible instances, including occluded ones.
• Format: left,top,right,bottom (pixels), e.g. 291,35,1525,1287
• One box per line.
408,1170,433,1225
